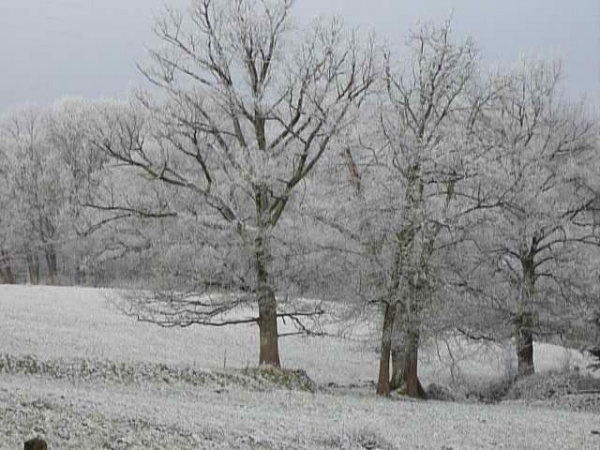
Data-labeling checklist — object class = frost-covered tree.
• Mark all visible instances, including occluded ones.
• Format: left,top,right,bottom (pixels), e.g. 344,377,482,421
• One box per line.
43,98,121,284
372,22,482,396
0,99,116,286
309,21,482,397
91,0,376,366
0,106,66,284
458,60,599,377
0,131,16,284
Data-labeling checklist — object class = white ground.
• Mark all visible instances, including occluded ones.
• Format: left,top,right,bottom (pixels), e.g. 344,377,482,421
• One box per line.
0,285,599,449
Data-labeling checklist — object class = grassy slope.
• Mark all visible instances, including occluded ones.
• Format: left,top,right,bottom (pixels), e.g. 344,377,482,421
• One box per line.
0,285,376,385
1,285,599,449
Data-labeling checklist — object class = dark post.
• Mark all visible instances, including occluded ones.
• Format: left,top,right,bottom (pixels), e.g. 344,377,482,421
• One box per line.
24,438,48,450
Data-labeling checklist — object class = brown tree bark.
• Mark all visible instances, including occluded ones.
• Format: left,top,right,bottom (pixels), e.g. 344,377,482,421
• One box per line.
516,251,536,377
255,205,280,367
516,312,534,377
390,343,405,391
376,302,396,396
390,317,407,391
258,286,280,367
404,329,427,399
390,325,427,399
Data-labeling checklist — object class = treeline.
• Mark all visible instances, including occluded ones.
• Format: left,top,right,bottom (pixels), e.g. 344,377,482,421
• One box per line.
0,0,599,397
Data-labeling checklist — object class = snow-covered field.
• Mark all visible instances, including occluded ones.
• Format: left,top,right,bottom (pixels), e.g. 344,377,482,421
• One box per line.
1,285,599,449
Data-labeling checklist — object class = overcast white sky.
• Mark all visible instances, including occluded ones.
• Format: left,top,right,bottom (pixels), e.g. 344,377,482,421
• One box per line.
0,0,598,113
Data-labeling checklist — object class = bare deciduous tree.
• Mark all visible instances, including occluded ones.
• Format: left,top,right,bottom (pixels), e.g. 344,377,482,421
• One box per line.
372,22,480,397
91,0,377,367
0,106,67,285
460,60,599,376
306,21,482,397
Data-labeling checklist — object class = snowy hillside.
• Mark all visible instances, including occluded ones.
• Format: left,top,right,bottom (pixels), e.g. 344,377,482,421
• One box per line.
1,285,599,449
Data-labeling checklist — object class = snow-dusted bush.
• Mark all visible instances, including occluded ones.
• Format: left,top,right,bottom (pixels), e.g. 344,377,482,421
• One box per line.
506,371,600,400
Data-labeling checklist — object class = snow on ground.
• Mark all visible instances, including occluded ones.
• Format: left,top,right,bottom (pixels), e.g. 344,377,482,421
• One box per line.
1,285,594,386
1,285,599,449
0,285,376,385
2,374,600,450
417,334,597,390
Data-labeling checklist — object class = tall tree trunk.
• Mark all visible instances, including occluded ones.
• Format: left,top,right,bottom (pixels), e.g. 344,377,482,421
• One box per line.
257,285,280,367
404,328,427,399
45,244,58,285
378,243,404,396
0,250,16,284
390,310,407,391
516,252,536,377
516,312,534,377
391,162,425,396
403,222,435,400
377,163,427,397
254,214,280,367
27,251,40,285
391,318,427,398
376,302,396,396
390,333,405,391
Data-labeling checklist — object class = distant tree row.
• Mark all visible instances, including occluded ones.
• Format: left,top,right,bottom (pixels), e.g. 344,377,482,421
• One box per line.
1,0,598,397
